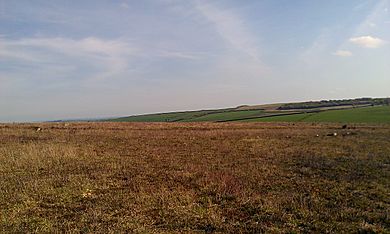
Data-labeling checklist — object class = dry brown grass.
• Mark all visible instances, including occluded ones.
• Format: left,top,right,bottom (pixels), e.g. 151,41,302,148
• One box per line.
0,122,389,233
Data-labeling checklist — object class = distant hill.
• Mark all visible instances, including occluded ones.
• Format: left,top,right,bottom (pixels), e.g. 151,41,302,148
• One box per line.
245,105,390,123
106,97,390,123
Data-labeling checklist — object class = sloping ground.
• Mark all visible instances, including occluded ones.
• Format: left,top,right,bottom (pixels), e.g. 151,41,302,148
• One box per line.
109,109,232,122
182,110,266,122
107,97,389,123
234,103,283,111
108,103,284,123
108,105,389,124
110,111,207,122
110,108,270,122
246,105,390,123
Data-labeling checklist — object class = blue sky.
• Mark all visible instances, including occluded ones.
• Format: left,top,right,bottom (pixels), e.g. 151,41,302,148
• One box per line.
0,0,389,122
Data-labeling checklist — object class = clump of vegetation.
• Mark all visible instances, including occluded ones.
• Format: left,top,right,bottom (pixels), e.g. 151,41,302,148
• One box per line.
0,122,389,232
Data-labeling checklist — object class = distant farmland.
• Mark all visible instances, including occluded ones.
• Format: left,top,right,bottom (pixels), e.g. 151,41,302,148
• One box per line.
108,98,390,124
246,105,390,123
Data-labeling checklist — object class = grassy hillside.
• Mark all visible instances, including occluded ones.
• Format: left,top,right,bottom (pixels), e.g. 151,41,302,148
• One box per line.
110,109,273,123
110,110,229,122
109,106,390,124
107,98,390,124
182,110,266,122
246,105,390,123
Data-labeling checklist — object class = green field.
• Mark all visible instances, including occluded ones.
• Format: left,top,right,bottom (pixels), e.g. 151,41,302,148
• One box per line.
182,110,266,122
108,100,390,124
246,105,390,123
110,110,222,122
111,109,270,122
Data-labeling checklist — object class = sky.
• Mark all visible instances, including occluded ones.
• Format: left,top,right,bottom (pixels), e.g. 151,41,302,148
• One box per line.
0,0,389,122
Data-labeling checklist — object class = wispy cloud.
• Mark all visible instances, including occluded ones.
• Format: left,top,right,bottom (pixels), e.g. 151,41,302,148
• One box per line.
6,37,135,58
349,36,386,48
353,0,390,35
194,1,262,62
0,36,204,82
0,36,139,81
300,28,333,65
333,50,353,57
156,50,201,60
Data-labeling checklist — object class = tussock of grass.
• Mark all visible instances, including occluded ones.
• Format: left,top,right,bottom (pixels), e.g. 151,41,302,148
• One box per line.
0,122,389,233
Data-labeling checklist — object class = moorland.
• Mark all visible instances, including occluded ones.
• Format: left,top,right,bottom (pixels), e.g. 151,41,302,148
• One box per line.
1,122,389,233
